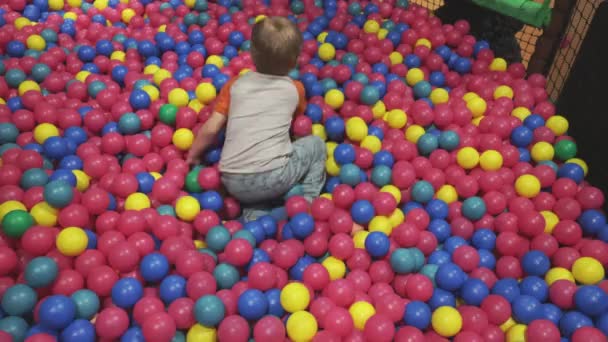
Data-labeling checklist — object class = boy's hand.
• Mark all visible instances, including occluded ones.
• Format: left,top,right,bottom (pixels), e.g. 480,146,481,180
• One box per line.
186,148,201,166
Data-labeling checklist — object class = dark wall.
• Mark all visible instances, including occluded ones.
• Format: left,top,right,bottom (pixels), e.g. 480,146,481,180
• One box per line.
556,2,608,201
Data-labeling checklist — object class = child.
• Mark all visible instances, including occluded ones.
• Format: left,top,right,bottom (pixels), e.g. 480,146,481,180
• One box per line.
187,16,327,221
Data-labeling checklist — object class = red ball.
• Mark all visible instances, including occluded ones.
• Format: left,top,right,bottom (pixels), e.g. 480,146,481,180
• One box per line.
452,245,480,272
525,319,561,342
95,307,129,339
248,262,276,291
481,294,511,325
253,316,286,342
224,238,253,266
324,306,354,337
168,298,195,330
217,315,250,342
142,312,176,342
363,314,395,342
571,327,608,342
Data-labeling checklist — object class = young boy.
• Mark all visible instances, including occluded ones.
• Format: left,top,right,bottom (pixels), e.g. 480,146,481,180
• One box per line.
187,16,327,221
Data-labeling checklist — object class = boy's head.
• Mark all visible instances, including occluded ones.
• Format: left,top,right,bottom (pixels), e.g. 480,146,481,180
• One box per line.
251,17,303,76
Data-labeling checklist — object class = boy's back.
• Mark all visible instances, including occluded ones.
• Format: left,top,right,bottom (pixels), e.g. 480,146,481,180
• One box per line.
218,71,305,173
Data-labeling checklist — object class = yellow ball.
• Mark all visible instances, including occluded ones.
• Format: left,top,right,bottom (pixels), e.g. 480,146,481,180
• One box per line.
541,211,559,233
286,311,318,342
566,158,588,175
546,115,569,136
150,172,162,180
479,150,503,171
184,0,196,8
63,12,77,21
515,174,541,198
388,209,405,228
506,324,527,342
56,227,88,257
415,38,432,49
317,32,328,43
349,301,376,330
436,185,458,204
26,35,46,51
322,256,346,280
345,117,368,142
471,116,484,127
467,97,487,118
431,306,463,337
255,15,266,23
377,28,388,40
125,193,151,211
206,55,224,68
353,231,369,249
494,85,514,99
195,83,217,104
110,51,126,62
49,0,65,10
406,68,424,86
34,123,60,144
512,107,531,121
325,89,345,109
500,317,516,332
463,92,479,102
312,124,327,141
93,0,108,9
175,196,200,222
0,201,27,222
168,88,190,107
172,128,194,150
67,0,82,6
405,125,425,143
121,8,136,23
372,101,386,119
318,43,336,62
380,185,402,203
14,18,32,30
430,88,449,104
490,58,508,72
572,257,605,285
320,193,332,200
30,202,58,227
363,20,380,34
386,109,407,129
194,240,206,249
153,69,172,85
188,100,203,112
456,147,480,169
325,157,341,176
369,216,391,235
530,141,555,162
360,135,381,153
187,324,216,342
389,52,404,65
280,282,310,313
326,142,337,157
18,80,41,96
141,85,160,101
72,170,90,192
545,267,575,285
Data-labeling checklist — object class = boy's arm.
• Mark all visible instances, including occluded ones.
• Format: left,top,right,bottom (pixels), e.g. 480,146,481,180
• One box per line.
186,112,226,165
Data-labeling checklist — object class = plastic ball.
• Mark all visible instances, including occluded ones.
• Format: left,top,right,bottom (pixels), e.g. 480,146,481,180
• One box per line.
281,282,310,313
24,256,58,288
349,301,376,330
572,257,604,285
195,295,225,327
432,306,463,337
286,310,318,342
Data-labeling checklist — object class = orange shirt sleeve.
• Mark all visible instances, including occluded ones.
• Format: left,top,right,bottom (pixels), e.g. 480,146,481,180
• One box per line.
293,80,307,116
213,77,239,115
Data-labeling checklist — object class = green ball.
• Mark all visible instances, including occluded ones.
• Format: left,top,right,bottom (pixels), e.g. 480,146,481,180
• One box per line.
31,64,51,83
0,316,28,342
2,210,34,238
71,289,100,320
213,263,239,290
5,69,26,88
183,13,198,27
185,170,202,193
41,28,58,43
554,139,577,161
172,331,186,342
420,264,439,286
87,80,107,99
0,123,18,144
0,60,5,75
159,104,178,126
194,0,208,11
25,257,58,288
206,226,231,253
1,284,38,316
232,230,256,247
157,205,176,216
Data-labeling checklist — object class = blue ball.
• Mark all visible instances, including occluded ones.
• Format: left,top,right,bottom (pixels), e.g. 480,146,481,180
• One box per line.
597,312,608,336
38,295,76,330
520,276,549,302
140,253,170,282
492,278,521,303
462,196,486,221
333,143,356,165
403,301,431,329
461,278,489,306
390,248,416,274
257,215,278,237
512,295,543,324
428,219,451,243
200,191,223,211
129,89,151,110
511,126,534,147
521,250,551,276
365,231,390,258
60,319,95,342
290,256,315,281
238,289,268,321
265,289,285,317
159,275,186,304
443,236,467,254
428,250,451,266
559,311,593,337
472,229,496,250
524,114,545,130
49,169,77,187
135,172,155,194
542,303,563,325
425,199,449,220
411,181,434,203
71,289,100,320
370,165,392,187
557,163,585,184
372,150,393,168
339,163,361,186
111,277,143,309
429,71,446,87
435,263,466,291
454,57,472,74
578,209,606,235
121,327,144,342
305,104,323,123
290,213,315,240
43,136,69,160
24,257,58,289
428,288,456,310
478,249,496,269
246,249,271,271
243,221,265,245
195,295,225,326
351,200,375,225
574,285,608,317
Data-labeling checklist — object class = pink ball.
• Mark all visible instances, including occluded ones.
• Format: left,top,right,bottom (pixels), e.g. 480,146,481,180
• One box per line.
248,262,276,291
311,197,335,221
405,274,434,302
95,307,129,339
217,315,250,342
363,314,395,342
253,316,286,342
224,238,254,266
324,306,354,337
303,263,330,291
168,298,195,330
481,294,511,325
525,319,560,342
142,312,176,342
571,327,608,342
452,245,480,272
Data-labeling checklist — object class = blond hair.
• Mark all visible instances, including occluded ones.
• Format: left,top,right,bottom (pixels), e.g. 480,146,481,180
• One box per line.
251,17,303,76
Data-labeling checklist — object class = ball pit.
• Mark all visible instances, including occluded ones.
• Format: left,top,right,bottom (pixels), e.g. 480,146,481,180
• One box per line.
0,0,607,341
